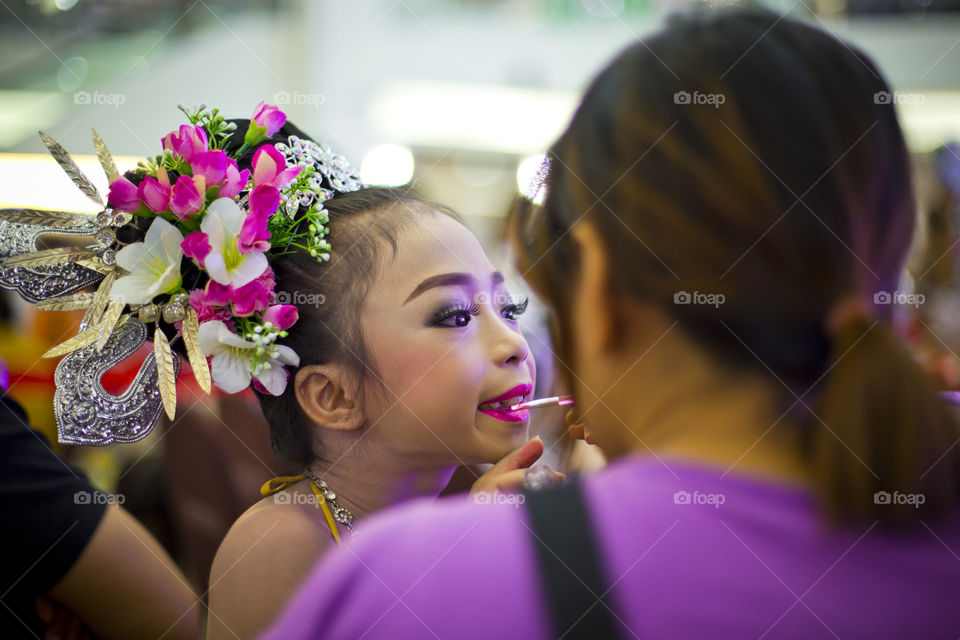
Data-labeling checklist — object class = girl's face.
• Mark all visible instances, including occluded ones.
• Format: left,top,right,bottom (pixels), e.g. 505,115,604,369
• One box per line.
359,211,537,466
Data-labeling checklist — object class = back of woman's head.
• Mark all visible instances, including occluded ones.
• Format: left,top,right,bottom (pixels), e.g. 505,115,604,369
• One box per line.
513,7,960,526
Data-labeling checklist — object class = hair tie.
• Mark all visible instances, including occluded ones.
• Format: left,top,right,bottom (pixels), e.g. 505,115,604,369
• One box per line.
824,295,876,338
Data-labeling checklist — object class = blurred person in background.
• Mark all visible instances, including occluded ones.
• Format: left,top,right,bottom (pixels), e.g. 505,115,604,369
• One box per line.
0,391,202,639
261,7,960,639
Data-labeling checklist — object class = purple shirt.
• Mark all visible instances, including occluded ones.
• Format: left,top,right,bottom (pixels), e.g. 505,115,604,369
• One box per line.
261,454,960,639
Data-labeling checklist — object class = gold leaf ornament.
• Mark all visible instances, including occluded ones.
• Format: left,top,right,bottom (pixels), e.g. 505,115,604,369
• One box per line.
153,325,178,421
182,307,211,394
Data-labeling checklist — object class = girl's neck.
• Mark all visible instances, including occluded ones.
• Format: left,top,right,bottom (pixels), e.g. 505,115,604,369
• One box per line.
305,454,457,522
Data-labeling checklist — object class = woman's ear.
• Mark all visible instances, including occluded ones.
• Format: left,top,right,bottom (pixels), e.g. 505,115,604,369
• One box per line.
569,220,618,354
293,365,363,432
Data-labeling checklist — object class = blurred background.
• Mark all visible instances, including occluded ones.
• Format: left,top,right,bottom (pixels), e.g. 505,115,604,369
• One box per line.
1,0,959,594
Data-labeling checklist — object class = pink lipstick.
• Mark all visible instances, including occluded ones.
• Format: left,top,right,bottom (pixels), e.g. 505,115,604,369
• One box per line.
478,383,533,423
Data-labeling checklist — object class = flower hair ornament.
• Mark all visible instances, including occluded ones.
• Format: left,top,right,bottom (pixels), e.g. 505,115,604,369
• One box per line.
0,102,363,445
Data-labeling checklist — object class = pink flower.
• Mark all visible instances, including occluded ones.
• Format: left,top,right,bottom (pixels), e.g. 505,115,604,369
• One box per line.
108,176,139,212
238,185,277,254
197,266,275,317
181,231,211,267
162,124,208,162
202,279,232,306
219,159,250,199
243,102,287,147
252,145,301,189
190,150,227,186
263,304,298,331
188,289,234,328
230,278,272,316
253,102,286,136
138,175,171,213
170,175,205,220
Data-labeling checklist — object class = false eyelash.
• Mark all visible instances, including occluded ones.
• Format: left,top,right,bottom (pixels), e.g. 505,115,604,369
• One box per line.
502,296,529,319
432,301,482,325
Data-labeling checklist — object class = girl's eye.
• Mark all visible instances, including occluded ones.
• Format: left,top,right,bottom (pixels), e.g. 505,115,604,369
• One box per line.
432,303,481,328
501,296,529,321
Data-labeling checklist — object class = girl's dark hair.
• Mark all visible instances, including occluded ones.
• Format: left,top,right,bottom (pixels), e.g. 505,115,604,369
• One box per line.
510,7,960,526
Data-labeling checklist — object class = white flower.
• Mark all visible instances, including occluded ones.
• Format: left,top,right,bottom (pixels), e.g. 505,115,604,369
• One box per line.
110,217,183,306
201,197,268,288
197,320,299,395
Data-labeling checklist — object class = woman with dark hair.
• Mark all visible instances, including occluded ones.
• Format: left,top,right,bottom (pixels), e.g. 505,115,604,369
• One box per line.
262,7,960,639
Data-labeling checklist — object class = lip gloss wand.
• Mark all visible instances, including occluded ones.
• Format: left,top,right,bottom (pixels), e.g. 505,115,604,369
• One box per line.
509,395,575,411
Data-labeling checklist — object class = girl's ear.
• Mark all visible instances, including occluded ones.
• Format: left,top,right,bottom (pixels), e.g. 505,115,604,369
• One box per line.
293,365,363,432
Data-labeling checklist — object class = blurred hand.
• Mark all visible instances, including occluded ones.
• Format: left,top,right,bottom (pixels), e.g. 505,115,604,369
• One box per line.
37,595,96,640
471,437,565,494
566,408,596,444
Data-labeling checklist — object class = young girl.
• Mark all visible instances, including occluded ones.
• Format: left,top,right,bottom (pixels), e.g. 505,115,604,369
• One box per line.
204,127,554,639
260,7,960,639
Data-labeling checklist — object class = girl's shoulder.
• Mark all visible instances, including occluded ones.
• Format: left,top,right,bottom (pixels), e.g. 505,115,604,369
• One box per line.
206,494,335,639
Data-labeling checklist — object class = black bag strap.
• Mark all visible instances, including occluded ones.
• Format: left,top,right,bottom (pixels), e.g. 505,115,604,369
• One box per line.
523,480,621,640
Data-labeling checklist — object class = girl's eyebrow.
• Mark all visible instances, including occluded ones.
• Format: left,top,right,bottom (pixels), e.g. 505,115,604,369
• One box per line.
404,271,505,305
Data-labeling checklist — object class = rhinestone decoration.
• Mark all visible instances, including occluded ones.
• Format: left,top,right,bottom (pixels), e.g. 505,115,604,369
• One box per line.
95,228,115,247
273,135,363,218
137,304,159,323
55,317,182,445
303,468,355,531
111,211,132,226
161,302,185,323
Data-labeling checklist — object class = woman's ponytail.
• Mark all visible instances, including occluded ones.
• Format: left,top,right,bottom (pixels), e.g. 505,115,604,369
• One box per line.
814,315,960,526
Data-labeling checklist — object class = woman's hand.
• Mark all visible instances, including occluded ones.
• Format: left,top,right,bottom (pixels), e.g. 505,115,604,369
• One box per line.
566,409,595,444
471,437,566,495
